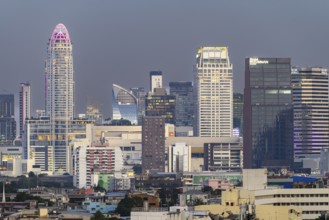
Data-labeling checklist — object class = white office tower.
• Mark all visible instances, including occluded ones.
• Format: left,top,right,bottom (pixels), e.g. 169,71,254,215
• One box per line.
168,142,191,172
195,47,233,137
150,71,163,92
45,23,74,173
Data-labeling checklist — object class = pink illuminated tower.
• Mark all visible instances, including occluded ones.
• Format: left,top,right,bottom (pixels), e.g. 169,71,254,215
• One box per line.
45,23,74,172
46,23,74,120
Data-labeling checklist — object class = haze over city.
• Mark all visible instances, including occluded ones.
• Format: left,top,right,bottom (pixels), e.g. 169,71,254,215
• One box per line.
1,1,329,116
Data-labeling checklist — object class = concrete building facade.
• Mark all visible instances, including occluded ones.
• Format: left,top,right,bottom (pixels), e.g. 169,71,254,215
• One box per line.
195,47,233,137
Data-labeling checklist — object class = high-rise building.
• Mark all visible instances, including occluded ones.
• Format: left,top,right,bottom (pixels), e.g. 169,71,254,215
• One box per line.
112,84,138,125
195,47,233,137
0,94,16,145
142,116,165,173
244,57,293,169
292,67,329,159
46,23,74,120
233,93,243,137
145,88,176,124
130,87,146,125
19,83,31,139
150,71,162,92
45,23,74,172
169,82,194,127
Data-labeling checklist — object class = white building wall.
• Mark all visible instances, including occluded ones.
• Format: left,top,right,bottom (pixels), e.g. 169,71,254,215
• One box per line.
195,47,233,137
168,143,191,172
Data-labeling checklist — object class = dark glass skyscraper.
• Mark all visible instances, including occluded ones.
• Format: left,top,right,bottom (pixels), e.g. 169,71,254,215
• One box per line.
169,81,194,127
244,57,293,168
233,93,243,135
145,88,176,124
0,94,16,145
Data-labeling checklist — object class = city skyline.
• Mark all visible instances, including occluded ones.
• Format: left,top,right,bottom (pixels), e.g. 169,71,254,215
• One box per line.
1,1,329,116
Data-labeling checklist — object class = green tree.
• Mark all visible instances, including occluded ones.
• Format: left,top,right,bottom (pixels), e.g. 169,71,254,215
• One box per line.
115,196,143,216
132,164,142,175
202,186,213,193
91,210,106,220
28,171,36,178
193,198,205,206
315,214,326,220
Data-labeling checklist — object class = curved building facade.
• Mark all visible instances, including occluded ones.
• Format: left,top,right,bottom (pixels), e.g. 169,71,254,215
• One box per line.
112,84,138,125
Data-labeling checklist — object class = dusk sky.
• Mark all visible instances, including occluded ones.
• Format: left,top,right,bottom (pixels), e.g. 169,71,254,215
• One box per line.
1,1,329,117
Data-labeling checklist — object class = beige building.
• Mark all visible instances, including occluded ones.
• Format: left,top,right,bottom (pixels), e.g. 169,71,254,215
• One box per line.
196,169,329,219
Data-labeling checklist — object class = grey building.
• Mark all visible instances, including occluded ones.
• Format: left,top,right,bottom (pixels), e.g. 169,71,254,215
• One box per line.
0,94,16,145
244,57,293,169
130,87,146,125
169,81,194,127
203,137,242,172
142,116,165,173
292,67,329,160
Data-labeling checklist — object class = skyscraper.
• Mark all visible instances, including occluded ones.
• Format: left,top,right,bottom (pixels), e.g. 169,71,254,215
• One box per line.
0,95,16,145
130,87,146,125
46,23,74,120
169,81,194,127
45,23,74,172
292,67,329,159
233,93,243,136
145,88,176,124
19,82,31,139
244,57,293,169
195,47,233,137
112,84,138,125
150,71,163,92
142,116,165,173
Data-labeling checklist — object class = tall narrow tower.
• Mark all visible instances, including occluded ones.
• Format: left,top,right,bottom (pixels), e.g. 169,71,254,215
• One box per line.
45,23,74,172
19,82,31,139
46,23,74,120
195,47,233,137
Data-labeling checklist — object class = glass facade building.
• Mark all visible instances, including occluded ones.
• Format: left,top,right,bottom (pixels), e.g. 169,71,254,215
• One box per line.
194,47,233,137
112,84,138,125
169,81,194,127
0,94,16,145
244,57,293,168
292,67,329,159
233,93,243,132
145,88,176,124
130,87,146,125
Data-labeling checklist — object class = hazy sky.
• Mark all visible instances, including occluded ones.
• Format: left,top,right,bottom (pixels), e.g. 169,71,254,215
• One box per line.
1,1,329,117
